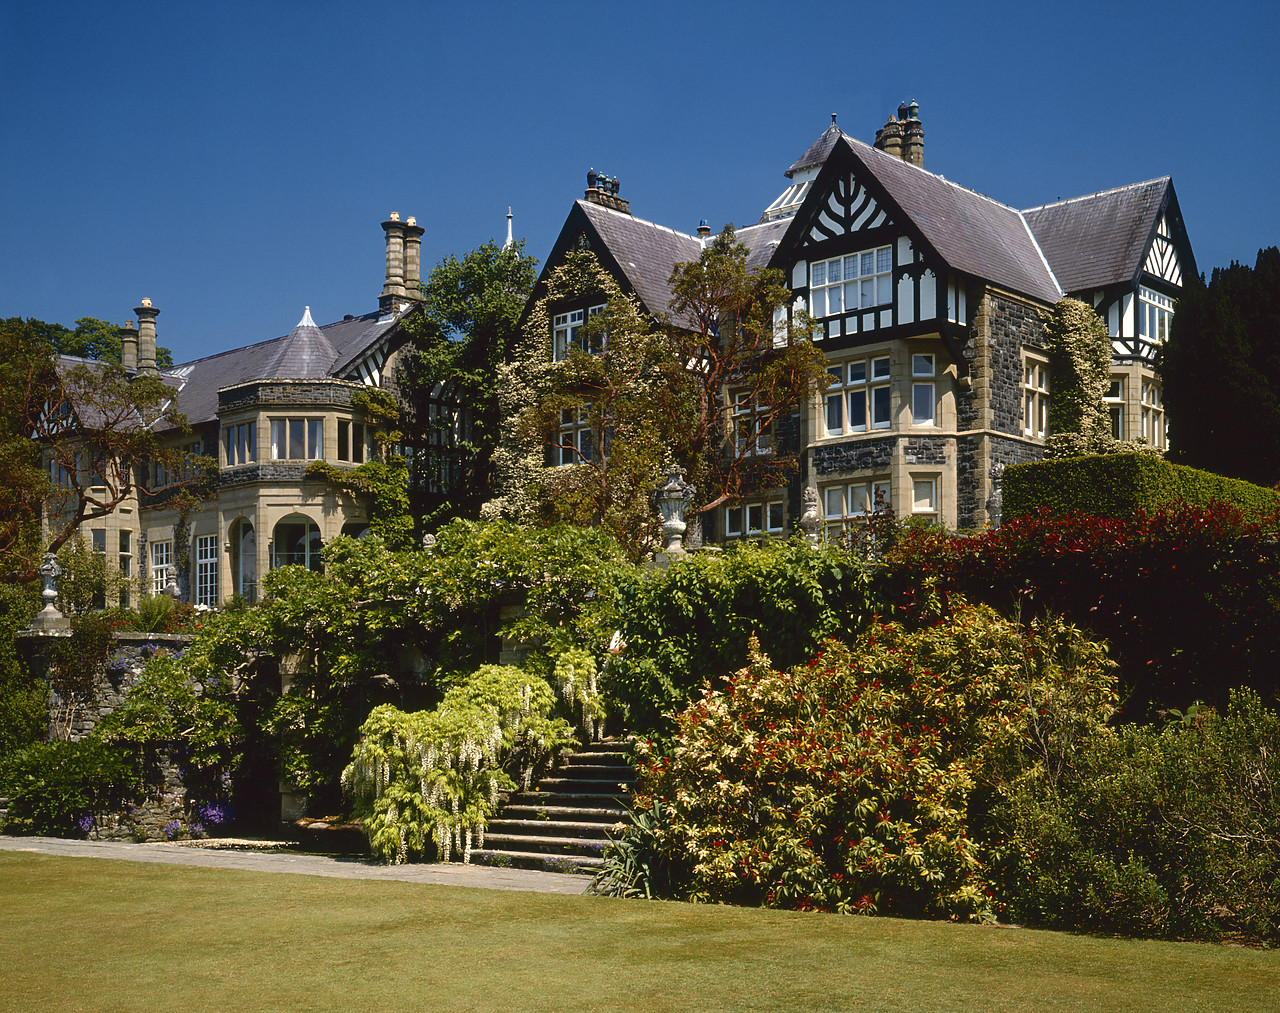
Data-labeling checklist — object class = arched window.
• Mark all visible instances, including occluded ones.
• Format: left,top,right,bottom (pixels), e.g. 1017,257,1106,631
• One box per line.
271,516,323,572
229,518,258,602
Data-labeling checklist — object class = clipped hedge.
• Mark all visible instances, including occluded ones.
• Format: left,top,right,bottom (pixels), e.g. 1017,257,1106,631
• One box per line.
1004,453,1280,521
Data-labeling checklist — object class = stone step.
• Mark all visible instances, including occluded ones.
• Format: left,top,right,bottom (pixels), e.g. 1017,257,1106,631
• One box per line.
546,764,637,780
482,833,610,861
563,750,632,766
469,848,602,874
536,777,636,793
486,818,615,840
502,804,628,823
506,790,632,809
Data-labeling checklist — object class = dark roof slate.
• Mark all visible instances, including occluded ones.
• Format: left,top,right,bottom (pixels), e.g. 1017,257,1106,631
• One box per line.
1022,178,1171,293
261,307,339,379
786,123,848,178
577,200,703,318
840,137,1063,304
167,310,397,426
737,218,792,270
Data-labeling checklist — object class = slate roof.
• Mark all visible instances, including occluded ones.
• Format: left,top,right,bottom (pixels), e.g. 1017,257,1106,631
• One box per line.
838,137,1064,304
786,122,848,178
164,310,399,427
577,200,703,318
1023,178,1171,293
737,218,792,270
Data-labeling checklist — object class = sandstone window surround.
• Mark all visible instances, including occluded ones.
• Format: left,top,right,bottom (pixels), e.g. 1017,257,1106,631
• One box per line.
223,421,256,467
822,478,891,538
118,530,131,608
553,303,605,360
337,420,372,463
270,418,323,461
271,516,323,572
911,353,936,427
724,499,784,539
823,355,892,436
809,246,892,318
911,475,939,516
1105,377,1125,440
1022,355,1049,440
1142,380,1165,448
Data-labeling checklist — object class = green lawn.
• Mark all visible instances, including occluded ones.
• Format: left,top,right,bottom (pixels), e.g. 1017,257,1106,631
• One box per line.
1,852,1275,1012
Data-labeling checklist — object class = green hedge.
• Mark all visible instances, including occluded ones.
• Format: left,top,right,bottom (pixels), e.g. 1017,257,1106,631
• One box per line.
1004,453,1280,521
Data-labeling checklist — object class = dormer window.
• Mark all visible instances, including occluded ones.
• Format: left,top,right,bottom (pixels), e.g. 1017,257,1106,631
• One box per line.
810,246,892,317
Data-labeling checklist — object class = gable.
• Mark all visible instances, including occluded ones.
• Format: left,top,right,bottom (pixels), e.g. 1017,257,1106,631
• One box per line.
1143,214,1183,286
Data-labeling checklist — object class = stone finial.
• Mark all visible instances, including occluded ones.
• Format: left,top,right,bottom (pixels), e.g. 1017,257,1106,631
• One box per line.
986,462,1006,528
656,466,695,555
421,532,437,551
31,553,70,631
798,486,823,547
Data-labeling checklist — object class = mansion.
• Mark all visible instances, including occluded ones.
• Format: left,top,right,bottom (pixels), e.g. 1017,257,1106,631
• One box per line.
528,103,1195,537
52,215,430,607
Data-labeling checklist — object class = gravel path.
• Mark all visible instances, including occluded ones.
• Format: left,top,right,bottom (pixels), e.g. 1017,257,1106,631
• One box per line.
0,835,592,895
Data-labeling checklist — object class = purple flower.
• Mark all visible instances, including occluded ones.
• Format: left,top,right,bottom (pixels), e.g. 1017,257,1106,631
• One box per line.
77,814,94,833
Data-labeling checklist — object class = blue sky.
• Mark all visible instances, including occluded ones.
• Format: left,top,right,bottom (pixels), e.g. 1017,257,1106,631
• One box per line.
2,0,1277,365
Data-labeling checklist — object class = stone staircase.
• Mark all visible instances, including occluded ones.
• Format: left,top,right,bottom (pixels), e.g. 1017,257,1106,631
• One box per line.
472,740,636,874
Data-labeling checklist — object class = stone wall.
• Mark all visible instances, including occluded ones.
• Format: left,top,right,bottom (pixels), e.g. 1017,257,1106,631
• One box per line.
813,436,895,475
956,434,1044,529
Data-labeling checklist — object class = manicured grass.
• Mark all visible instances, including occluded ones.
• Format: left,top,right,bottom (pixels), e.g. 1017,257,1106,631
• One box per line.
1,852,1276,1012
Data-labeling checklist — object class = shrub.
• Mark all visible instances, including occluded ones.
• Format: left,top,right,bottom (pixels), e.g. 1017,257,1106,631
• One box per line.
1004,453,1280,522
342,665,577,864
610,538,872,732
993,689,1280,944
631,599,1116,918
880,503,1280,715
0,738,142,837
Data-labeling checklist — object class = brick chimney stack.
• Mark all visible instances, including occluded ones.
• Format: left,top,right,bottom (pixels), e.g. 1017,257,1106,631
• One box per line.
380,212,406,315
119,319,137,371
134,299,159,376
402,215,424,298
874,100,924,168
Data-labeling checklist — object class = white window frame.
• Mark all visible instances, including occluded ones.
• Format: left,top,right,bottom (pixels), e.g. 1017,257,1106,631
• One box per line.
270,418,323,460
1141,380,1164,448
870,356,892,430
150,540,173,595
555,406,595,466
822,479,891,539
1105,378,1125,441
1023,356,1049,439
809,245,892,318
911,353,936,426
732,391,774,456
553,304,605,360
195,534,218,607
725,500,784,539
911,476,938,515
1138,286,1173,345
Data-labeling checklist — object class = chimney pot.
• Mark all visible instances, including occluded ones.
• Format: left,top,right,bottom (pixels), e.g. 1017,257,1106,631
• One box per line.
389,211,400,221
406,216,416,226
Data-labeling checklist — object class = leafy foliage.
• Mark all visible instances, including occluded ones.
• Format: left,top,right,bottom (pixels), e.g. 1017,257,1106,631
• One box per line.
630,601,1116,918
1160,247,1280,487
0,738,143,837
1003,453,1280,522
608,538,873,731
993,689,1280,944
879,504,1280,716
342,666,577,863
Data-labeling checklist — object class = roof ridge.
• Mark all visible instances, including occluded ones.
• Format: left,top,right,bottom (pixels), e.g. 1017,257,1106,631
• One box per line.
1022,177,1171,214
1016,210,1064,299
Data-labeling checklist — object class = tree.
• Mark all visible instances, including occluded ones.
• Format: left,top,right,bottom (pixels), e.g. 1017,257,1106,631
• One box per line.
400,241,539,524
2,315,174,368
664,226,829,523
1159,247,1280,486
0,317,205,584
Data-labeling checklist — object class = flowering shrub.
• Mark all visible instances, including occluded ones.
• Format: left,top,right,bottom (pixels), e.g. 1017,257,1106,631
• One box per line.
629,599,1115,918
0,738,142,837
880,504,1280,715
342,665,577,864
